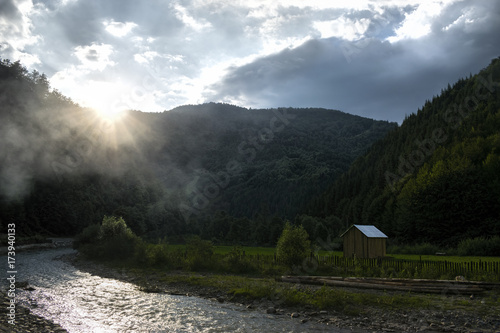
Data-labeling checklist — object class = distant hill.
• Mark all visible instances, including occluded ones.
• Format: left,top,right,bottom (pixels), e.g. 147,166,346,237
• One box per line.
306,57,500,246
144,103,396,220
0,59,396,244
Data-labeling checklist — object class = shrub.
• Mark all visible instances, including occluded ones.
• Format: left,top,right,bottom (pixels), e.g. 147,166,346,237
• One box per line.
185,236,214,271
222,246,258,274
276,221,311,268
144,243,171,267
73,223,100,249
457,236,500,256
75,216,140,261
99,216,135,241
387,242,441,255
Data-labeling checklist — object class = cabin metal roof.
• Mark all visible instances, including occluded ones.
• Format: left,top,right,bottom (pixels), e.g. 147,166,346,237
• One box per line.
340,224,388,238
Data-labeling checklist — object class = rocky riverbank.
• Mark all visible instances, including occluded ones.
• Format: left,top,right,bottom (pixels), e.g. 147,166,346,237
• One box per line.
67,252,500,333
0,290,67,333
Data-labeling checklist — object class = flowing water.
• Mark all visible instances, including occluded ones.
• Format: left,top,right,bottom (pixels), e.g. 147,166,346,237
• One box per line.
3,248,349,332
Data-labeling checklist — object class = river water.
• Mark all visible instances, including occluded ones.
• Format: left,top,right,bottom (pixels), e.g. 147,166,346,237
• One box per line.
4,248,347,332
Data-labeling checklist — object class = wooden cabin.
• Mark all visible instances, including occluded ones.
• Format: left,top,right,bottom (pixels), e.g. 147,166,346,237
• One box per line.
340,224,388,258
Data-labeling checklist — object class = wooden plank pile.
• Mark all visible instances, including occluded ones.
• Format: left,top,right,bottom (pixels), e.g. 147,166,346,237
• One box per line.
280,276,500,295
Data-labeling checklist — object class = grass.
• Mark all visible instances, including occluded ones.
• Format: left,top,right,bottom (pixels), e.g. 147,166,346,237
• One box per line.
166,244,500,263
213,246,277,255
154,242,497,257
389,253,500,263
132,269,498,317
77,241,500,319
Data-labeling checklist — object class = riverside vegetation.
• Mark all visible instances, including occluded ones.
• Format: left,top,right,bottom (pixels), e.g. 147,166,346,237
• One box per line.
72,216,500,332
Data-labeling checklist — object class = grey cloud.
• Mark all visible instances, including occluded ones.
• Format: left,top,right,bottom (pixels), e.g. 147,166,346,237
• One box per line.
26,0,188,83
86,49,98,61
6,0,499,122
362,6,413,39
0,0,21,20
208,1,500,122
0,0,29,59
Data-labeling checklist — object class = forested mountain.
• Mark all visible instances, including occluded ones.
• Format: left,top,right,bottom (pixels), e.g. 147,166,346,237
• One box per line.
0,59,396,244
306,57,500,247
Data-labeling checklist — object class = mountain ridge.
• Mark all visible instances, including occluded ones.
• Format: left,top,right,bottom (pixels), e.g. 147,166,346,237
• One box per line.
0,59,396,244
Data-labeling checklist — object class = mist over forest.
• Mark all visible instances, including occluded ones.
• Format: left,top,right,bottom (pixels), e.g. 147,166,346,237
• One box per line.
1,56,500,248
0,58,396,245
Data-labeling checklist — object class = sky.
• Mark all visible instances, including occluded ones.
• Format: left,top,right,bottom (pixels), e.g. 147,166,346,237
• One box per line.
1,0,499,123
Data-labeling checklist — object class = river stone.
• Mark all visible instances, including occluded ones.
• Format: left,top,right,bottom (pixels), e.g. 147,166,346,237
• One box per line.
17,281,29,288
266,307,276,314
291,312,300,318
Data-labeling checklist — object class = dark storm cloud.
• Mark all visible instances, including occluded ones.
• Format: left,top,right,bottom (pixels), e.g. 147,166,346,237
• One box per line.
208,1,500,122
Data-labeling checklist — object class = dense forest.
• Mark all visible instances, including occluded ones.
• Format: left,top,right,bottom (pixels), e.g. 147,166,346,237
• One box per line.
307,57,500,247
2,57,499,248
0,58,396,245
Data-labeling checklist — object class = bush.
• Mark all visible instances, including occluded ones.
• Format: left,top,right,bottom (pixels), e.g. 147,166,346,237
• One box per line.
222,247,257,274
73,224,100,249
387,242,441,255
75,216,140,261
457,236,500,256
185,236,214,271
144,243,171,267
276,221,311,268
99,216,135,241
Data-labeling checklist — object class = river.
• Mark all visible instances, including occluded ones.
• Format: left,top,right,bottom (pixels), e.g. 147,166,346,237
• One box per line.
3,248,347,332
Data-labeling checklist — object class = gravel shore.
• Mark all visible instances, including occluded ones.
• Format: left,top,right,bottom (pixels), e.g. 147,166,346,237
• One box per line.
0,290,67,333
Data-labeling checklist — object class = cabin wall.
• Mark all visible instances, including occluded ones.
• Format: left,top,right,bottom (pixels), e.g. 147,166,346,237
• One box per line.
343,229,386,258
367,238,386,258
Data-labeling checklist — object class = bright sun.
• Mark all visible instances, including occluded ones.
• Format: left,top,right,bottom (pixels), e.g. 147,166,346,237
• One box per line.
96,107,125,121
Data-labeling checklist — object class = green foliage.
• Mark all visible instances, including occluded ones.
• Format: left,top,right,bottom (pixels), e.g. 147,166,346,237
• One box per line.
230,280,278,299
276,222,311,268
73,223,100,248
388,243,442,255
75,216,139,260
185,236,214,271
457,236,500,256
221,246,257,274
99,216,135,241
143,243,171,267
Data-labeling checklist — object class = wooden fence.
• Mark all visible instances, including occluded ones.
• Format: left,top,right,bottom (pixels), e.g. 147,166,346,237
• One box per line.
241,253,500,278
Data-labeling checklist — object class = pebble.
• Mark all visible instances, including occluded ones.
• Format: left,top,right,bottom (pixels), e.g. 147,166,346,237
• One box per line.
0,291,67,333
266,307,276,314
